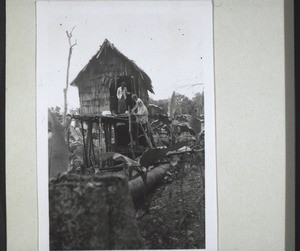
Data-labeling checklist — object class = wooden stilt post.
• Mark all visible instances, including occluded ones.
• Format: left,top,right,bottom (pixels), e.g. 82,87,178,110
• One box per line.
113,123,117,152
80,120,88,171
90,122,96,171
87,121,93,167
135,122,139,150
128,107,136,160
103,123,110,168
104,123,108,153
108,123,113,167
128,108,135,180
110,124,113,152
98,117,102,169
108,124,111,152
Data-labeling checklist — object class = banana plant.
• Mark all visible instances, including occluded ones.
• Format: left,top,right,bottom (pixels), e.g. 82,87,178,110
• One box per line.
48,109,71,178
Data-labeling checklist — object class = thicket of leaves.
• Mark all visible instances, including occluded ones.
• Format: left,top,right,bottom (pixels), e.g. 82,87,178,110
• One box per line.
149,91,204,118
48,109,71,178
151,114,204,148
138,150,205,249
49,173,143,250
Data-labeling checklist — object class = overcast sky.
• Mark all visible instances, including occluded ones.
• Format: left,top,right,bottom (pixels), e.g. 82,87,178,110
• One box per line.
37,0,211,109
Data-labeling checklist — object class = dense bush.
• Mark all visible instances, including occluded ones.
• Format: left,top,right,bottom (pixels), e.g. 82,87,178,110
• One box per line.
49,173,143,250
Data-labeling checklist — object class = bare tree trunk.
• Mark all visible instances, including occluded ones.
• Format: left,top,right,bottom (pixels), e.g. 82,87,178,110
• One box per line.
63,26,77,126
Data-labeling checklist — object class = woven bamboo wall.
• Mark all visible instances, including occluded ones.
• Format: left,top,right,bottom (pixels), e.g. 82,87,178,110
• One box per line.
77,52,150,115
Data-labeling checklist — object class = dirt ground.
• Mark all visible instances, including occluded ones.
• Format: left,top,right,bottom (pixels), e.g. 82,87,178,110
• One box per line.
136,154,205,249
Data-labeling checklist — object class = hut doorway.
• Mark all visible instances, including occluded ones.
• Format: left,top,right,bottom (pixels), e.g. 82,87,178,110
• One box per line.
110,75,136,114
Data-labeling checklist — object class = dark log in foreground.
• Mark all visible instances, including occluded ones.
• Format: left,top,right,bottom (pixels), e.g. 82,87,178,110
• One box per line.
49,173,143,250
129,164,172,202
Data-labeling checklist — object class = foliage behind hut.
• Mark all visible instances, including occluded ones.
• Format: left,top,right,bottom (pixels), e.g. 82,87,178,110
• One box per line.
71,39,154,115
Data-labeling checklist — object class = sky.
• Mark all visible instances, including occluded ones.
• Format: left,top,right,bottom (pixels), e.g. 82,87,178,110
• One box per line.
37,1,211,110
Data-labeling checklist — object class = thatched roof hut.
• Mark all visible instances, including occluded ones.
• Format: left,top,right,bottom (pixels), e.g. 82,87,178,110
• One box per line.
71,39,154,115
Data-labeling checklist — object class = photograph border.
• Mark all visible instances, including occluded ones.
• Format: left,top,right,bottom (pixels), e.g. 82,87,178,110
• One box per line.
36,1,217,250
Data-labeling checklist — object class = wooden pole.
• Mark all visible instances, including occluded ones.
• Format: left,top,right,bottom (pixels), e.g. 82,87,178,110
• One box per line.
113,123,118,152
104,123,108,153
147,121,157,147
108,124,111,152
98,117,102,168
103,123,110,168
87,121,92,165
128,107,136,160
67,126,71,151
108,124,113,167
80,120,88,170
91,122,96,170
136,123,139,150
139,122,153,148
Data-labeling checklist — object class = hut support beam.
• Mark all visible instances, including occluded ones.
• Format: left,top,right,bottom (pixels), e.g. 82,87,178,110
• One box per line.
80,120,89,169
98,118,102,168
87,121,93,168
108,124,112,152
113,123,118,152
103,123,112,167
90,122,96,169
128,108,136,160
104,123,108,153
108,124,113,167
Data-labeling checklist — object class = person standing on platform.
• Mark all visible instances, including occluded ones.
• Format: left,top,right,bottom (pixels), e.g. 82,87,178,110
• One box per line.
131,94,149,126
116,82,129,114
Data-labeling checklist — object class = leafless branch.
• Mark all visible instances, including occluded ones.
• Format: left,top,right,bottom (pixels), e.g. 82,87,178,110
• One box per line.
66,26,77,47
63,26,77,126
70,26,76,36
71,39,77,48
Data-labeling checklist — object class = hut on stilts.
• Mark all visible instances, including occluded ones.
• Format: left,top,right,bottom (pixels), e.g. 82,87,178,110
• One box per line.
70,39,156,170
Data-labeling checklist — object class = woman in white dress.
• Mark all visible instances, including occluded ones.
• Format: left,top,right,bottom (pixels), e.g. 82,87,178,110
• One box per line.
131,94,148,125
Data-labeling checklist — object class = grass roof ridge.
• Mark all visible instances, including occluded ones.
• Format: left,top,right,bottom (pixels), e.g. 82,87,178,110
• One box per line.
70,39,154,94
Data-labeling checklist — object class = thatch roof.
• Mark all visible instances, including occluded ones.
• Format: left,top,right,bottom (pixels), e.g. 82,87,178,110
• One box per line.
70,39,154,94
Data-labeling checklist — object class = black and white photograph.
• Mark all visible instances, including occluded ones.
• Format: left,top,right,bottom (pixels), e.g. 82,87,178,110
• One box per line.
37,1,217,250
